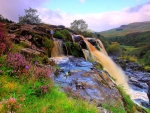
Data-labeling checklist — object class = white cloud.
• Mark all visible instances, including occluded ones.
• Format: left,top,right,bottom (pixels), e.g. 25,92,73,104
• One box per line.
79,0,85,3
0,0,150,31
38,3,150,31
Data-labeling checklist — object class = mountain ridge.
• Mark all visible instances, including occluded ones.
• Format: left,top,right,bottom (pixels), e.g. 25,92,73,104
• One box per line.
99,21,150,37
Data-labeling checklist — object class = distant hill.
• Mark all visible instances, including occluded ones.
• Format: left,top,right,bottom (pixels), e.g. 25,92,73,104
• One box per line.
100,21,150,37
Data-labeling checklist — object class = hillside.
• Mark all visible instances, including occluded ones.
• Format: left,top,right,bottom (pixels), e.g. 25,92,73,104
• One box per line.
100,21,150,37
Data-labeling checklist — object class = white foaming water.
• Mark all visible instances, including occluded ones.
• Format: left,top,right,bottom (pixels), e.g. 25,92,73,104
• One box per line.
130,89,148,101
79,35,130,93
50,56,69,64
96,39,108,56
130,88,149,108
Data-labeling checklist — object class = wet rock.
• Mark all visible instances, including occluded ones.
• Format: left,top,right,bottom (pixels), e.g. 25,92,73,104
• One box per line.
112,57,144,71
21,48,42,58
53,57,123,106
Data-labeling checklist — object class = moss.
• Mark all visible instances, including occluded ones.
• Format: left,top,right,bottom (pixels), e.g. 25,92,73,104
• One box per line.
65,42,84,57
54,30,65,40
102,99,126,113
118,87,137,113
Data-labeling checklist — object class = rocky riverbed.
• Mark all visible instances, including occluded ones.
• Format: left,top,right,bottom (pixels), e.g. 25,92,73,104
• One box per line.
50,56,150,112
112,56,150,108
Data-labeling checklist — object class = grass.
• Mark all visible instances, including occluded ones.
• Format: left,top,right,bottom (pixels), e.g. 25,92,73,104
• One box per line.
102,100,126,113
0,55,98,113
117,86,148,113
121,45,137,53
99,22,150,38
119,45,138,62
119,55,138,62
0,74,98,113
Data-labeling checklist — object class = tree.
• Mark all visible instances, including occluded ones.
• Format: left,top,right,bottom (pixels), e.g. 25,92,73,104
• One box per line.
107,42,122,56
70,19,88,33
0,14,13,23
19,7,41,24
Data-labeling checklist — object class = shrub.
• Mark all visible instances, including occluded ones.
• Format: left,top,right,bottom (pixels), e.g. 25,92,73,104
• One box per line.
143,50,150,66
2,97,21,113
0,43,6,55
81,31,93,37
31,66,52,96
54,30,65,40
6,52,29,75
107,42,122,56
42,37,54,56
34,66,50,82
59,29,72,41
65,42,84,57
0,23,12,55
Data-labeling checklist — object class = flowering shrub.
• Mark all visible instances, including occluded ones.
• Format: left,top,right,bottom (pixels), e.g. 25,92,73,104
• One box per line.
2,97,21,113
6,52,29,75
33,81,50,96
31,66,52,96
0,42,6,54
40,85,48,94
0,23,12,55
34,66,50,81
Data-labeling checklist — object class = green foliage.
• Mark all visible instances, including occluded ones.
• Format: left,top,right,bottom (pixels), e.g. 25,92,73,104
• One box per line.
109,31,150,47
118,86,136,113
102,100,126,113
100,22,150,37
32,34,43,47
59,29,72,41
43,37,54,56
19,41,30,48
19,7,41,24
30,33,53,56
0,15,14,23
54,30,65,40
120,44,150,66
93,62,103,70
54,29,72,41
0,71,98,113
70,19,88,33
107,42,122,56
65,42,84,57
120,55,137,62
81,31,93,37
143,50,150,65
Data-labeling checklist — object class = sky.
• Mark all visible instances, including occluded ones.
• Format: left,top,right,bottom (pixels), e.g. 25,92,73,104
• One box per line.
0,0,150,31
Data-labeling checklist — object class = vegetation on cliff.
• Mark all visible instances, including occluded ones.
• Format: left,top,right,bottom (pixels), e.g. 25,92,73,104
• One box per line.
0,22,98,113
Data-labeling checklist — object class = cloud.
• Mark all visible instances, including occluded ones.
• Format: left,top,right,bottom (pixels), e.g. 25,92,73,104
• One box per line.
38,3,150,31
79,0,85,3
0,0,48,22
0,0,150,31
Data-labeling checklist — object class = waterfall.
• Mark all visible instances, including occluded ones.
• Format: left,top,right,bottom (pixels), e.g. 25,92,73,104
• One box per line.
51,39,64,57
82,49,91,61
96,39,108,55
79,35,130,93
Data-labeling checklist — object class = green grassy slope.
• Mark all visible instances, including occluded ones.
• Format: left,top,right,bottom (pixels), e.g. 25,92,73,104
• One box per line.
100,21,150,37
